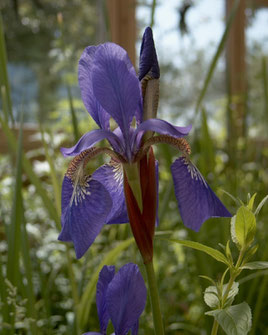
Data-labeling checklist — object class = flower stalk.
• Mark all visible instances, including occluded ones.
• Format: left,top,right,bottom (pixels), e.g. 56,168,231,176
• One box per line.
145,261,165,335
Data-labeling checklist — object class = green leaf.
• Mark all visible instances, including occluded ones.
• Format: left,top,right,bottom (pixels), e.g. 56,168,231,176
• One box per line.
7,117,23,286
158,238,229,265
206,302,252,335
241,262,268,270
254,195,268,216
225,240,233,264
247,193,257,211
199,275,217,286
204,282,239,308
77,238,135,330
232,207,256,249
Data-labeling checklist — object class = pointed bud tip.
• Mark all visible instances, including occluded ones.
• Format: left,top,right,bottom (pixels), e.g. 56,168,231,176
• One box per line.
139,27,160,80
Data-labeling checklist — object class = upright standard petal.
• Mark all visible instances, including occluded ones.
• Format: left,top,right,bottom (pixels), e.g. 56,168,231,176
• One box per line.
92,43,141,155
171,157,232,231
96,265,115,334
78,46,110,129
139,27,160,80
61,129,123,157
93,163,128,224
106,263,147,335
58,176,112,258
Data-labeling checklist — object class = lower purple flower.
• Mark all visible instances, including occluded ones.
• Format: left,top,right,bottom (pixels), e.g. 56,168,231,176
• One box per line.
84,263,147,335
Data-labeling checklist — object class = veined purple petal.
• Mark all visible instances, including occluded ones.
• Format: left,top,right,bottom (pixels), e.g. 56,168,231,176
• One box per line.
93,163,128,224
61,129,122,157
78,46,110,129
92,43,141,155
106,263,147,335
139,27,160,80
135,118,192,139
58,176,112,258
96,266,115,334
171,157,232,231
132,118,192,153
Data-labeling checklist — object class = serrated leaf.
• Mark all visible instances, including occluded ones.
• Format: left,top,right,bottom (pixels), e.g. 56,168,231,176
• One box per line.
206,302,252,335
204,282,239,308
241,262,268,270
247,193,257,211
234,207,256,249
159,238,229,265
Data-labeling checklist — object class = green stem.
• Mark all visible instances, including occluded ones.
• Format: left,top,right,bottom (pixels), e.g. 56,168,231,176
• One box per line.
211,319,219,335
210,248,245,335
144,261,164,335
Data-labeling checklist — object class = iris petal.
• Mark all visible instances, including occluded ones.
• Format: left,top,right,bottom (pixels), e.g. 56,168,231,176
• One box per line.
92,43,141,155
96,266,115,334
61,129,122,157
139,27,160,80
171,157,232,231
93,163,128,224
78,46,110,129
106,263,146,335
58,176,112,258
134,118,192,149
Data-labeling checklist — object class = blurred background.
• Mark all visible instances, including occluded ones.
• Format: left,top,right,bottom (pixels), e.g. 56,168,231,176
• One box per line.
0,0,268,334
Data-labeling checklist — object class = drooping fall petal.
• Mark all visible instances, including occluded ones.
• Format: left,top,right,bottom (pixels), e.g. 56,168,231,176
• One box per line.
58,176,112,258
171,157,232,231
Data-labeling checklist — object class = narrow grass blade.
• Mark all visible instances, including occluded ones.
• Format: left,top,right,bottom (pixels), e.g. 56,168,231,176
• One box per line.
0,114,60,228
150,0,157,28
0,254,9,334
78,238,135,330
6,117,23,285
6,116,24,332
67,84,79,143
20,216,40,334
40,127,62,215
194,0,240,117
199,107,215,174
0,12,14,123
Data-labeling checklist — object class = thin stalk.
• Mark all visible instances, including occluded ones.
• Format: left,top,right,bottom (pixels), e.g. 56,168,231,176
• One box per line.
210,248,245,335
150,0,157,28
211,319,219,335
144,261,164,335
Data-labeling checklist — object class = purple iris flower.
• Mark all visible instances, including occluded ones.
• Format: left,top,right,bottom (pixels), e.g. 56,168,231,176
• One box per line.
83,263,147,335
58,27,231,259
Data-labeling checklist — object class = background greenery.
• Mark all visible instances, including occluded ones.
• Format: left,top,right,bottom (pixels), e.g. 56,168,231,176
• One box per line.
0,0,268,334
